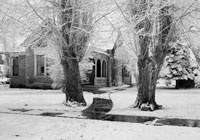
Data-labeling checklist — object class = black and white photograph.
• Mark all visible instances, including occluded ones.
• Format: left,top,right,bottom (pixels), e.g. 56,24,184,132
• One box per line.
0,0,200,139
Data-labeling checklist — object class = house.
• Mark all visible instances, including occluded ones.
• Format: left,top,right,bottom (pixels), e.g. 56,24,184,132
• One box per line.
9,47,135,88
9,20,54,88
87,48,136,87
9,20,136,89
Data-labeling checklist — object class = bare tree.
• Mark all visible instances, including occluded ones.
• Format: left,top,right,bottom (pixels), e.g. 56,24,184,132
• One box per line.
120,0,200,111
24,0,94,106
58,0,93,106
0,0,95,106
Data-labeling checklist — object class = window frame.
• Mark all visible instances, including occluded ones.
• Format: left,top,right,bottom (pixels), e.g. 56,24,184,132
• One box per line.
36,55,45,76
102,60,106,77
34,48,47,77
13,56,19,76
97,59,101,77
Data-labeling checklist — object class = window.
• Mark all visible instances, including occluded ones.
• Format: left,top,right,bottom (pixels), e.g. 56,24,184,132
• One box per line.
36,55,45,76
102,60,106,77
13,57,19,76
122,66,129,77
97,59,101,77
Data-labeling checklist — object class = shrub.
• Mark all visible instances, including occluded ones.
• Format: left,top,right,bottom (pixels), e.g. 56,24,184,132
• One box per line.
29,83,52,89
47,63,64,89
161,42,198,81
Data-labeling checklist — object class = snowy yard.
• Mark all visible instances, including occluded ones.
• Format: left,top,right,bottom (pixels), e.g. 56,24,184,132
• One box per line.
0,85,200,140
1,113,200,140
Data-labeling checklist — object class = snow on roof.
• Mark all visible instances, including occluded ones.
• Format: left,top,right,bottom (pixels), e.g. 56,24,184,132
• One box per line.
92,48,110,56
20,19,54,49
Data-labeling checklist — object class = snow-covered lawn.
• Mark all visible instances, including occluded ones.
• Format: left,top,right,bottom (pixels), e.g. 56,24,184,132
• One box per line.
1,113,200,140
109,87,200,119
0,86,200,140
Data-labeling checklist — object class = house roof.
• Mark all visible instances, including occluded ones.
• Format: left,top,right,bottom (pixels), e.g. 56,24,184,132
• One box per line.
20,3,126,54
0,51,25,57
20,19,54,49
92,47,110,56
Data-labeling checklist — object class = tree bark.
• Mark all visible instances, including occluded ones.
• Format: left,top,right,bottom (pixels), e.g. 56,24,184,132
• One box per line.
133,34,168,111
133,36,162,111
131,1,172,111
61,57,86,106
60,0,86,106
134,59,162,111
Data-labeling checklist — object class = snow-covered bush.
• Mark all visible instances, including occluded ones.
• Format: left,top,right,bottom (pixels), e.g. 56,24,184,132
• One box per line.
160,42,199,81
48,63,64,89
79,57,94,84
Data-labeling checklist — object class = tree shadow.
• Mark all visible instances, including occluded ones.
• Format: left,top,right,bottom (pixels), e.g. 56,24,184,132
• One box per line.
82,100,200,128
82,97,113,119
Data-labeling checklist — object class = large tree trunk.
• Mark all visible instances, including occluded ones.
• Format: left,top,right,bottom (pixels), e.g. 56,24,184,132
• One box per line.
60,0,86,106
61,57,86,106
133,36,162,111
133,35,169,111
131,1,173,111
134,59,162,111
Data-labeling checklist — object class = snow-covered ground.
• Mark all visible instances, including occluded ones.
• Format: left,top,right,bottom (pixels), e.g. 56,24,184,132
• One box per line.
109,87,200,119
1,113,200,140
0,85,200,140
